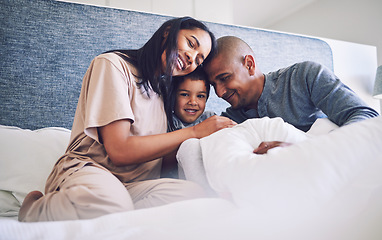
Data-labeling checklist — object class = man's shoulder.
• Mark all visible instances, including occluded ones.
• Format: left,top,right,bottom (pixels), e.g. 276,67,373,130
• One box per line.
269,61,321,74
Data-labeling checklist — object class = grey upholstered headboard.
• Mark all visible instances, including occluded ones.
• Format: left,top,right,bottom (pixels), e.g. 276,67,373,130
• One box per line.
0,0,333,130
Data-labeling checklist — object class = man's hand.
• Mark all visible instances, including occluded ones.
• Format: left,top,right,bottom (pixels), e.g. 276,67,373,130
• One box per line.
253,141,292,154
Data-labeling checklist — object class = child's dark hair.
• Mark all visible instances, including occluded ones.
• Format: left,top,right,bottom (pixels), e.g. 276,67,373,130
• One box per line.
167,67,211,131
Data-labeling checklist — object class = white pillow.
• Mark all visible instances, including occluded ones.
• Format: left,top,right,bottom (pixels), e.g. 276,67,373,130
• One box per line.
200,116,382,218
177,138,215,195
307,117,338,136
0,125,71,218
177,117,338,193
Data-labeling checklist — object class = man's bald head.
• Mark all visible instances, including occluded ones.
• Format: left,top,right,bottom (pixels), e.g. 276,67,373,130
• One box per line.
203,36,264,110
214,36,254,64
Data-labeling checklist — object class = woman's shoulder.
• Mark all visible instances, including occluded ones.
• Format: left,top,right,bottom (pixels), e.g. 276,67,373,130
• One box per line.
94,52,130,66
94,52,139,77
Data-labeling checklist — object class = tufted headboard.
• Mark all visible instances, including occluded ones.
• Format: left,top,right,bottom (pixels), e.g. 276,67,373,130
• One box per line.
0,0,333,130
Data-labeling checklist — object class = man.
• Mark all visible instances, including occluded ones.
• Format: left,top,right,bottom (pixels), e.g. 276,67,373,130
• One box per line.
204,36,379,132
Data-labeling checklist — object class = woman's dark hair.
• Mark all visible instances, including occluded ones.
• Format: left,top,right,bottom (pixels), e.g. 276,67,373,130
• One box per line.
167,67,211,131
105,16,216,129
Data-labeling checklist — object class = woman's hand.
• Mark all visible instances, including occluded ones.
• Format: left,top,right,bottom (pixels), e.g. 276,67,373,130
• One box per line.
253,141,292,154
192,115,236,139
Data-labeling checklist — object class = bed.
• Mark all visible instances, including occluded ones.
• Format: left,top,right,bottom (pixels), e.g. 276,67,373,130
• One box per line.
1,0,382,239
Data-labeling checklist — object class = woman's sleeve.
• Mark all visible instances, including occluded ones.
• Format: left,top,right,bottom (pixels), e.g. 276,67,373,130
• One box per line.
83,55,135,142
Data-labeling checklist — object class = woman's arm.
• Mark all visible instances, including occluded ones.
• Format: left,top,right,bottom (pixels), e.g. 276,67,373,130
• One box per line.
99,115,236,166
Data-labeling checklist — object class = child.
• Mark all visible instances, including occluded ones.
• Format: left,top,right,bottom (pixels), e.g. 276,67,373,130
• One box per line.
168,67,216,132
162,68,216,179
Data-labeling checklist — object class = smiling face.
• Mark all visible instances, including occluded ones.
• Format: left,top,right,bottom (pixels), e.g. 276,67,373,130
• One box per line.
206,54,255,109
174,78,208,124
162,28,212,76
204,36,265,110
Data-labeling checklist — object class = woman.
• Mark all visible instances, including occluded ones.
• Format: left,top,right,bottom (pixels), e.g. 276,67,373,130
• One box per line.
19,17,235,222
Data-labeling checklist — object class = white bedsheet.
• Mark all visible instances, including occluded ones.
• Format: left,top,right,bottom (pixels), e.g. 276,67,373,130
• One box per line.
200,116,382,225
181,116,382,239
1,116,382,239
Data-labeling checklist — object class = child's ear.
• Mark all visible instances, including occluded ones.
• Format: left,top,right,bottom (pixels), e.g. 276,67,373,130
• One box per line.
244,55,256,75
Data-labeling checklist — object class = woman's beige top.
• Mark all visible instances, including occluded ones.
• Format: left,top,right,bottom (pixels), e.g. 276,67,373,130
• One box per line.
46,53,167,193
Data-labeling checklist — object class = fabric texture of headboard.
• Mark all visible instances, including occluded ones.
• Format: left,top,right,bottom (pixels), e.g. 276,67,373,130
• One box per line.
0,0,333,130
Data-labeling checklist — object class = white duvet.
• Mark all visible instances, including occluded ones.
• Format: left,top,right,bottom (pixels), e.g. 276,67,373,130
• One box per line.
200,117,376,211
179,116,382,239
1,116,382,240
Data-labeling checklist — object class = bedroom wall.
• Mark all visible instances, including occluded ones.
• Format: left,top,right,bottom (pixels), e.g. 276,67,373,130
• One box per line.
266,0,382,66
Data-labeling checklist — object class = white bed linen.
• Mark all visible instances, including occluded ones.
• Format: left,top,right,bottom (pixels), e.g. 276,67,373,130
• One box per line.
1,117,382,240
176,117,337,194
0,198,238,240
0,125,71,218
180,116,382,239
199,116,382,218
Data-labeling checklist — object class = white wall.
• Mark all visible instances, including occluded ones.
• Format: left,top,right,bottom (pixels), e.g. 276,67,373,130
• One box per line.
323,38,380,113
267,0,382,66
